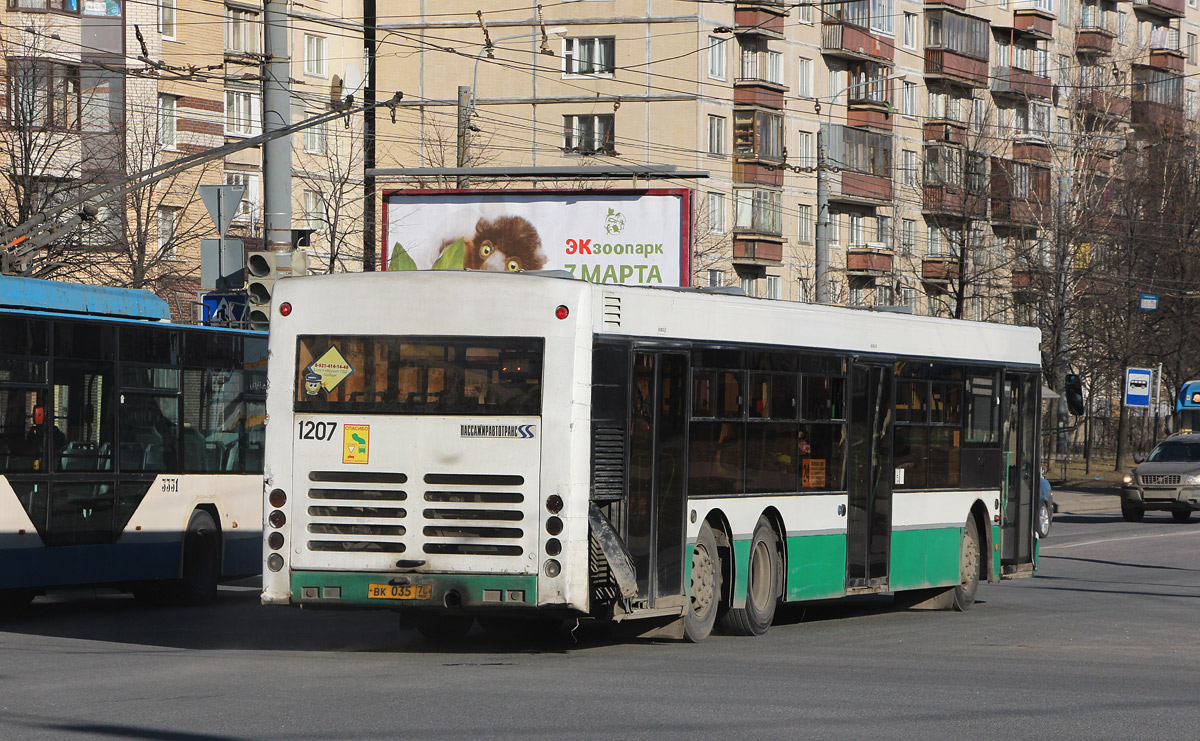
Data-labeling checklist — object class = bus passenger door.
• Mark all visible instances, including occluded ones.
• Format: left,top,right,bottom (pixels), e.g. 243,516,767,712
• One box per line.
1002,373,1038,572
627,351,688,608
846,363,894,590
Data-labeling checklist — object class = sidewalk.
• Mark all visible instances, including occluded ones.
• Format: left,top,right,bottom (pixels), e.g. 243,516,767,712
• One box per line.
1049,483,1121,514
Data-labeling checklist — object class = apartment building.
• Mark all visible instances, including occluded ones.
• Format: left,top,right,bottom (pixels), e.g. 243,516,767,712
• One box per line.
0,1,363,312
377,0,1197,319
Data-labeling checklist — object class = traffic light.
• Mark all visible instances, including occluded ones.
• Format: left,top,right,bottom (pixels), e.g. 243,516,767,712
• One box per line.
245,250,308,329
1064,373,1085,416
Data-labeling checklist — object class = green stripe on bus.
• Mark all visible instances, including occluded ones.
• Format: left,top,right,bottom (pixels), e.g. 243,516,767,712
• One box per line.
288,571,538,607
888,527,962,591
731,537,752,609
785,533,847,601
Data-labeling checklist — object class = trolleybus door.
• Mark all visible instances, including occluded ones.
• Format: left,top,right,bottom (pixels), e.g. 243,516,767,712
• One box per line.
846,362,894,589
626,351,688,607
1002,373,1038,569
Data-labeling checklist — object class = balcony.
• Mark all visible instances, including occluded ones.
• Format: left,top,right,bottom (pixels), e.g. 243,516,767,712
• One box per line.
924,119,969,145
1012,9,1055,40
846,245,894,276
1078,89,1132,120
1012,137,1052,163
733,79,786,110
922,184,987,217
1132,0,1185,19
1076,28,1115,56
1012,268,1050,290
1144,48,1186,74
922,256,960,283
925,49,989,88
822,21,895,63
991,67,1052,99
1131,100,1185,133
847,101,894,131
839,171,893,204
733,160,784,186
925,0,968,8
734,7,786,39
732,238,783,264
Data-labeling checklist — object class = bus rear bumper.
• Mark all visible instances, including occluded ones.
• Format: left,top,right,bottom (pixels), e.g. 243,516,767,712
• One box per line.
280,570,541,611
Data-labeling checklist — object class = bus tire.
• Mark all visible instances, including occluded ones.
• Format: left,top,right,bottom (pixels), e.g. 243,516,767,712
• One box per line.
0,588,36,612
683,523,721,643
951,517,981,612
416,614,474,641
719,517,779,636
178,510,221,606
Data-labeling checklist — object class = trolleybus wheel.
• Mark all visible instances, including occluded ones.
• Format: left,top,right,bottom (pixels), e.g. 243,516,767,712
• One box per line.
719,517,780,636
1121,502,1145,523
0,588,35,612
951,517,980,612
416,614,475,641
179,510,221,606
683,523,721,643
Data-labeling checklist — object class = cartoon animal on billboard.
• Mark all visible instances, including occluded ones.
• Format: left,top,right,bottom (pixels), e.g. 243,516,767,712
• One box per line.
389,215,546,272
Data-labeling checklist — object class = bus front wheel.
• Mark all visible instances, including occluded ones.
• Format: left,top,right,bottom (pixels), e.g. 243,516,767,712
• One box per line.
719,517,780,636
951,517,981,612
683,523,721,642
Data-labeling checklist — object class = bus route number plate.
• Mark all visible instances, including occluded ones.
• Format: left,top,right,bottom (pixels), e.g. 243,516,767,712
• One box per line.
367,583,432,600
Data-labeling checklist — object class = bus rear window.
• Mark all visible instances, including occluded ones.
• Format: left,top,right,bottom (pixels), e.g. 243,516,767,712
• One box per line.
295,336,543,416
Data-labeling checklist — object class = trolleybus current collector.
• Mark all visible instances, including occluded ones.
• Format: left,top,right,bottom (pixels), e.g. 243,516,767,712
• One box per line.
262,270,1042,641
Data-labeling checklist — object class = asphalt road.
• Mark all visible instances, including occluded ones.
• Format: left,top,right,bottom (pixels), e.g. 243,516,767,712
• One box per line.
2,498,1197,740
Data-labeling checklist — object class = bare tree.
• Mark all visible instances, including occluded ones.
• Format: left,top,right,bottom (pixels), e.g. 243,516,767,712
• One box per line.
295,111,366,274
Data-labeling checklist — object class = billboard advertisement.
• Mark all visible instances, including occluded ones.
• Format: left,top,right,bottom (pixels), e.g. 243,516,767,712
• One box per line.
382,189,691,286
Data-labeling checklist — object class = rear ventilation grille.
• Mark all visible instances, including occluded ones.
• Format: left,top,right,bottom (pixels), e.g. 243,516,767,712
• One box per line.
591,424,626,502
602,294,621,330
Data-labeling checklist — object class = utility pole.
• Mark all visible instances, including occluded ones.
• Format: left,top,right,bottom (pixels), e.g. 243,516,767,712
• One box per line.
263,0,292,253
363,0,377,271
815,123,830,304
456,86,472,189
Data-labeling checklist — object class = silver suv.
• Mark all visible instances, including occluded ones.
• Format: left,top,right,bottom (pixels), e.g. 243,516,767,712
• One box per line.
1121,434,1200,523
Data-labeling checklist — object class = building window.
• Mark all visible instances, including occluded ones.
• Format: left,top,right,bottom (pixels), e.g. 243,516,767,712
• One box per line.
902,81,917,116
797,57,812,97
6,0,85,10
304,117,326,154
6,59,80,131
708,36,727,80
225,171,259,220
901,150,918,187
734,188,782,235
901,287,916,309
158,94,177,148
928,225,942,256
797,130,814,168
901,219,915,254
225,89,260,136
798,2,813,23
741,276,757,298
226,8,259,54
734,109,784,161
159,0,177,39
1189,33,1198,65
303,189,326,232
304,34,327,77
847,213,865,248
708,115,726,156
798,204,813,244
765,275,780,300
876,215,891,245
563,114,615,155
157,207,178,259
1188,89,1198,119
708,269,725,288
903,12,917,49
564,37,615,76
707,192,726,234
849,278,868,307
766,51,783,85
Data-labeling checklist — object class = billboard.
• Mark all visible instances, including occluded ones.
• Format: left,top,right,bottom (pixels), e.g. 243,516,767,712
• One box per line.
382,189,691,286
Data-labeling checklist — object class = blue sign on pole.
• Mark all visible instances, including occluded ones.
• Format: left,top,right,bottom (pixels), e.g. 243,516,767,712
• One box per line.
1125,367,1153,408
1139,293,1159,311
201,293,246,327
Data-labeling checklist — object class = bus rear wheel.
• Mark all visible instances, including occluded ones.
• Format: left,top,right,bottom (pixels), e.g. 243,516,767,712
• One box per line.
719,517,780,636
179,510,222,606
683,523,721,642
951,517,981,612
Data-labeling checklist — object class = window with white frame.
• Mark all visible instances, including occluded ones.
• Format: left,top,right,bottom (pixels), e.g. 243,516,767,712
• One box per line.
928,225,942,256
157,207,178,259
564,37,615,76
876,215,891,244
708,269,725,288
225,171,260,220
849,279,867,306
765,275,780,300
160,0,177,40
158,94,176,149
741,276,757,298
563,114,615,154
708,115,726,156
1056,116,1069,145
707,191,726,234
901,218,915,254
798,1,813,23
708,36,727,80
798,204,813,244
303,189,326,232
1030,102,1051,137
903,12,917,49
304,34,327,77
869,0,894,36
797,57,812,97
225,89,260,136
902,149,917,187
766,51,783,85
304,117,326,154
1117,12,1127,44
734,188,782,235
901,81,916,116
901,287,915,309
1189,33,1198,65
847,213,865,247
1188,88,1198,118
797,130,813,167
226,8,259,54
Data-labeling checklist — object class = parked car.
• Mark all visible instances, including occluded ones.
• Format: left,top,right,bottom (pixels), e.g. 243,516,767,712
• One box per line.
1120,434,1200,522
1038,475,1055,538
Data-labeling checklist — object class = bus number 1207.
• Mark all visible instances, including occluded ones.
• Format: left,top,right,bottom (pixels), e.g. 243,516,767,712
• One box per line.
298,421,338,440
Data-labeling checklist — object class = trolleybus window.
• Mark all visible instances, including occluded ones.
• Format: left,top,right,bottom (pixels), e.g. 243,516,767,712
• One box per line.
294,336,543,415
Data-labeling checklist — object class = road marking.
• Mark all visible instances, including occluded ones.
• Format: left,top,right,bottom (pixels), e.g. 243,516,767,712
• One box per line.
1043,529,1200,550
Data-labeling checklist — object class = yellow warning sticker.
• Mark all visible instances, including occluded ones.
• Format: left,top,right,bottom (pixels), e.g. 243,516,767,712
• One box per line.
309,346,354,393
343,424,369,464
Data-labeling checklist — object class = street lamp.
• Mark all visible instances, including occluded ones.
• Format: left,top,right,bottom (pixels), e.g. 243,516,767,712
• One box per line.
815,73,906,304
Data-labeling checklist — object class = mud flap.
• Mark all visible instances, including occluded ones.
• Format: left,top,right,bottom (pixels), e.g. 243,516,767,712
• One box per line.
588,502,638,600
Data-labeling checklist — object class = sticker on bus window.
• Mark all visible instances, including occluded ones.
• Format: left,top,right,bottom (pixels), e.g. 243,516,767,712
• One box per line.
308,346,354,393
343,424,369,464
802,459,826,489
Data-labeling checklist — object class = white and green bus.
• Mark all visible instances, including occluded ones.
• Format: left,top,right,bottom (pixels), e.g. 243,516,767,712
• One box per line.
262,271,1041,641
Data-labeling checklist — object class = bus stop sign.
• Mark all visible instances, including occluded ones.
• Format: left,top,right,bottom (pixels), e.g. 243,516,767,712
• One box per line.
1125,367,1153,407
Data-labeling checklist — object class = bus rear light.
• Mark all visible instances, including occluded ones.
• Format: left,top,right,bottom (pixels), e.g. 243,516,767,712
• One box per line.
268,532,284,550
268,509,286,528
555,305,569,320
545,516,563,536
545,494,563,514
543,559,561,578
545,538,562,557
279,302,292,317
269,488,287,507
267,554,284,572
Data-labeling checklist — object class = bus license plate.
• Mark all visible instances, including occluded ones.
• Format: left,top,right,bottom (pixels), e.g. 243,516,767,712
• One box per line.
367,583,432,600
